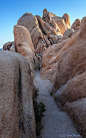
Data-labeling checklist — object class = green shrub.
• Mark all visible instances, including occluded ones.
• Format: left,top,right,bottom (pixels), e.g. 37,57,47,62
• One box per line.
34,87,46,136
34,87,39,99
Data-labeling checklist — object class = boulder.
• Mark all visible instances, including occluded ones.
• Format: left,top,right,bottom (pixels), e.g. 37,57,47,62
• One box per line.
63,13,70,27
49,19,60,32
17,13,43,47
42,9,51,22
53,71,86,108
41,39,68,81
35,40,46,54
63,29,74,39
0,51,36,138
14,25,35,77
37,15,57,36
3,41,15,51
64,98,86,138
71,19,81,30
51,13,70,34
52,17,86,92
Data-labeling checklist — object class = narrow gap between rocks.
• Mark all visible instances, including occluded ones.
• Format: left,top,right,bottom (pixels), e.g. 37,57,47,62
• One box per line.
34,70,82,138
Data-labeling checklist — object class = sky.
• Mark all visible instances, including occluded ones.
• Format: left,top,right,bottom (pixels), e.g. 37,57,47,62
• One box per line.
0,0,86,48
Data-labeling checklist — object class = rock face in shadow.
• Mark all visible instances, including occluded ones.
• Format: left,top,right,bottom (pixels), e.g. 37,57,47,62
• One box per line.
0,51,36,138
3,41,15,52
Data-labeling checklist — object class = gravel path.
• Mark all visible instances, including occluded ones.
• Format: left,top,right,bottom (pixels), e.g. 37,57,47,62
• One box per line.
34,70,82,138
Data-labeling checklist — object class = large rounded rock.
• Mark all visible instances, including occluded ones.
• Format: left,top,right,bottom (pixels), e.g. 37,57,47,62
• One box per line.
53,71,86,108
53,17,86,92
63,13,70,27
71,19,81,30
14,25,35,77
63,29,74,39
64,98,86,138
17,13,43,47
0,51,36,138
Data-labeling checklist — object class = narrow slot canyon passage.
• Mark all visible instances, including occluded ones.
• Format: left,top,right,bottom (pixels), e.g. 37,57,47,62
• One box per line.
34,70,82,138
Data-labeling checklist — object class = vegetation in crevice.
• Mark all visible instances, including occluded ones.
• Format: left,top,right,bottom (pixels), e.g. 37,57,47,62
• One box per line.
34,87,46,136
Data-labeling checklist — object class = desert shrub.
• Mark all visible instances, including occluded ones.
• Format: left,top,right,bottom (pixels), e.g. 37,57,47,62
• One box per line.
34,87,46,136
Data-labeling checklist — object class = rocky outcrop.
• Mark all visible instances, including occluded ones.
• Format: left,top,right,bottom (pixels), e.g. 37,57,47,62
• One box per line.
71,19,81,30
16,10,71,55
51,14,70,34
40,17,86,137
64,98,86,138
42,9,51,23
63,29,74,39
41,30,79,82
0,51,36,138
17,13,43,48
52,17,86,92
63,13,70,27
3,41,15,51
14,25,36,78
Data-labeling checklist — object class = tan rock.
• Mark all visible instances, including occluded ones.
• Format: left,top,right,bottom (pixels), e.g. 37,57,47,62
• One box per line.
49,19,60,32
0,51,36,138
17,13,43,47
63,13,70,27
14,25,35,77
71,19,81,30
53,71,86,108
35,40,46,54
63,29,74,39
41,39,68,81
49,35,58,44
42,9,51,22
51,15,70,34
52,17,86,92
64,98,86,138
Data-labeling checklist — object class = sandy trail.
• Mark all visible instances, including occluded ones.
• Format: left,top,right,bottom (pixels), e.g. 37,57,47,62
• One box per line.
34,70,82,138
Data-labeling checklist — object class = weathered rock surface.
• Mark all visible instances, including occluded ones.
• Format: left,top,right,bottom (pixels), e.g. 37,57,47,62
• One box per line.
71,19,81,30
14,25,35,77
3,41,15,51
42,9,51,23
42,9,70,35
63,29,74,39
17,13,43,47
64,98,86,138
40,17,86,138
53,17,86,92
51,14,70,34
41,30,79,82
53,71,86,109
0,51,36,138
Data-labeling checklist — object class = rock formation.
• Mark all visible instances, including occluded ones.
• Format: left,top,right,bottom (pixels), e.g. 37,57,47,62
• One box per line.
63,29,74,39
2,8,86,138
17,13,43,48
0,51,36,138
14,25,36,78
3,41,15,51
41,16,86,137
71,19,81,30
